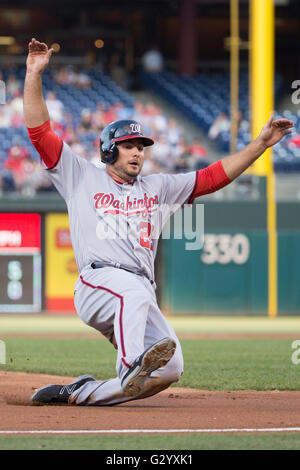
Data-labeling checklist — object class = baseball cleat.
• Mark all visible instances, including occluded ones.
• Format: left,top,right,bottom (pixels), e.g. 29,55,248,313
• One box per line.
121,337,176,397
31,374,96,404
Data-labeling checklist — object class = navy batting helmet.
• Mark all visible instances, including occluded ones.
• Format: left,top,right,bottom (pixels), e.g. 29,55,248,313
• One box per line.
100,119,154,164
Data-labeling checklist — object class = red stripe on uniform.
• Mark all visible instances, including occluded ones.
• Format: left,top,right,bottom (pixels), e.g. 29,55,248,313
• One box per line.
80,275,129,367
121,357,131,368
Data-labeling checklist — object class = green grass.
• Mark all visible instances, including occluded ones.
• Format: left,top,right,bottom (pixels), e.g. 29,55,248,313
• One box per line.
1,337,299,390
1,316,300,450
0,433,300,450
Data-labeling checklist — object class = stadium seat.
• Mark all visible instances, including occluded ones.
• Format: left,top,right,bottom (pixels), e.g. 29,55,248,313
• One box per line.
140,70,298,172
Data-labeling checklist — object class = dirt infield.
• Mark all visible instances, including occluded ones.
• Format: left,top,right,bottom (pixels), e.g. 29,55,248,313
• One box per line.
1,371,300,433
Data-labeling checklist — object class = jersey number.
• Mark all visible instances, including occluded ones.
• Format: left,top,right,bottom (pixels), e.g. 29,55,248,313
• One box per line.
140,222,154,251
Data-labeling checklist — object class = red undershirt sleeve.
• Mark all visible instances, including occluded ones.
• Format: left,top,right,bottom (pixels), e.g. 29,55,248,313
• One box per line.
27,120,63,170
188,160,231,203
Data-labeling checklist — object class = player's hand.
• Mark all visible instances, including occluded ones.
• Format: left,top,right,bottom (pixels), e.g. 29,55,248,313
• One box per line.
26,38,54,74
258,116,294,149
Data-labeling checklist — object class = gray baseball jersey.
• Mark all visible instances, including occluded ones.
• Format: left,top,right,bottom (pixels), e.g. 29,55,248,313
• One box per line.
45,141,196,282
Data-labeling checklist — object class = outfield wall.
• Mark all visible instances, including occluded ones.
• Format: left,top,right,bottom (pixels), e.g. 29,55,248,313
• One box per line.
0,199,299,315
161,201,300,316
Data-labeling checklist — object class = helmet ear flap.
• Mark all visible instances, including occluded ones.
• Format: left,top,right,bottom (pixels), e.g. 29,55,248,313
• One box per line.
100,142,119,164
107,142,119,164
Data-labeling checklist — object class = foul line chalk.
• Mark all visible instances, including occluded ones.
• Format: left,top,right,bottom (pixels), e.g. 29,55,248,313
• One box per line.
1,427,300,435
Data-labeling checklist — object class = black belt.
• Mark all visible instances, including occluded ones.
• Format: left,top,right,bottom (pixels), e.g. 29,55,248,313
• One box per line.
91,262,154,285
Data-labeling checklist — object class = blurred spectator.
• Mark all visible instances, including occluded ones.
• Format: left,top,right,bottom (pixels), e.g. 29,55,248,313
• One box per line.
0,72,5,105
0,107,11,127
17,157,40,194
4,143,29,166
238,111,249,132
174,141,192,172
188,139,208,171
70,67,92,89
10,92,23,116
0,169,16,192
152,107,169,135
0,65,211,197
53,65,91,89
10,92,24,127
136,102,158,133
45,91,64,123
54,66,71,85
62,112,74,128
6,74,22,97
152,134,173,170
142,46,164,73
91,103,106,132
113,102,132,120
172,139,191,170
102,105,118,126
3,144,34,193
287,133,300,148
208,112,230,140
141,152,161,176
76,71,92,89
188,139,207,159
18,161,54,196
70,139,86,158
132,100,144,119
167,118,182,146
61,126,77,145
78,109,93,134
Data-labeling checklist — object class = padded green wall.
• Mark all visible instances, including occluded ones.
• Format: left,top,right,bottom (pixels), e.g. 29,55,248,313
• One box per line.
161,201,300,316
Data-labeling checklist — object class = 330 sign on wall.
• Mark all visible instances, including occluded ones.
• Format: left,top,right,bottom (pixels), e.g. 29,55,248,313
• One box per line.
201,233,250,265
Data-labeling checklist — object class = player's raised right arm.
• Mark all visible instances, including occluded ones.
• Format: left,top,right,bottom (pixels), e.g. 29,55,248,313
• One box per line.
24,38,63,171
23,38,54,127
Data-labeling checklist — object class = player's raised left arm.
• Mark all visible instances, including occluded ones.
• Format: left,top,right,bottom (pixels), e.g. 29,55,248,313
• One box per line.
221,117,294,181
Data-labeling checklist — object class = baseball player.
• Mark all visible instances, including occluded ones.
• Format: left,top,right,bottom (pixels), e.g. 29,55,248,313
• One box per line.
25,39,293,406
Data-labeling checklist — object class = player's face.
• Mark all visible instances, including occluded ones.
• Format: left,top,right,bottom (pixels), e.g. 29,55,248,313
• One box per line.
113,139,145,179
